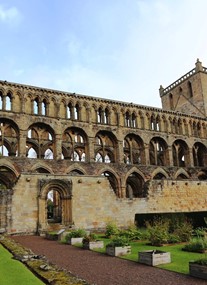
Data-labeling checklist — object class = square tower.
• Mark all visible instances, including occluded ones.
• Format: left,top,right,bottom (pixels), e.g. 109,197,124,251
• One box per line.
159,59,207,118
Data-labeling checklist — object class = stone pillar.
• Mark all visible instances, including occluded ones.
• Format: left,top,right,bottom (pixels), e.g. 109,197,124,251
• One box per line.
144,144,150,165
2,95,6,110
88,137,95,162
55,133,62,160
117,140,124,164
38,197,47,233
86,107,91,123
188,147,194,167
19,130,27,157
168,146,174,166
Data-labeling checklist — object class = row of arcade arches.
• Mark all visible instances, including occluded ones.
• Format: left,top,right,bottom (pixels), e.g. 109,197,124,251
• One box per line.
0,119,207,167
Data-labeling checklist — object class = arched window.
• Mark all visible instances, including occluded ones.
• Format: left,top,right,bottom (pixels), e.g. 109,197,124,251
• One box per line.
34,98,39,115
27,147,37,158
0,145,9,156
74,104,79,120
97,107,102,123
95,152,103,162
150,115,160,131
193,142,207,167
125,111,130,127
132,113,136,128
26,123,54,159
101,171,119,196
149,137,168,166
153,173,167,179
6,92,12,111
67,103,72,119
95,131,117,163
123,134,145,164
42,99,47,116
62,127,87,161
104,108,109,124
176,173,188,179
172,139,190,167
44,148,53,159
0,120,19,157
126,172,145,198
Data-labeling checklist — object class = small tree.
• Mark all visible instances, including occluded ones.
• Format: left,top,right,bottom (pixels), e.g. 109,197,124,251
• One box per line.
105,221,119,238
146,218,169,246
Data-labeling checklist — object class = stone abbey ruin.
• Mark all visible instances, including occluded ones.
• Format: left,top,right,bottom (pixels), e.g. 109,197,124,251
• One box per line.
1,59,207,235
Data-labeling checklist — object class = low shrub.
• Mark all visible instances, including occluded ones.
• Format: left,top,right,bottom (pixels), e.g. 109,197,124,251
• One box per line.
174,221,193,242
193,227,207,238
106,236,129,247
146,216,193,245
119,226,142,241
105,221,119,238
168,233,181,244
146,218,169,246
65,228,86,240
182,237,207,253
82,233,98,243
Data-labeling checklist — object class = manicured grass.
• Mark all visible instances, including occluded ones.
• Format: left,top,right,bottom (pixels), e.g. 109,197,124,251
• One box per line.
0,244,44,285
122,241,205,274
90,235,206,275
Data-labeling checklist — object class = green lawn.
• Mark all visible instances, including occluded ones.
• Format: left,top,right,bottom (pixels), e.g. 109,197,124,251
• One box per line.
0,244,44,285
122,241,205,274
92,236,206,275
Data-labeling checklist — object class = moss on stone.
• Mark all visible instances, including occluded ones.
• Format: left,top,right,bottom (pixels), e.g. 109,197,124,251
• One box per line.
0,236,89,285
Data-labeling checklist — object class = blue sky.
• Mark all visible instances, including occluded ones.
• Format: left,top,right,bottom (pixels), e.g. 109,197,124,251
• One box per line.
0,0,207,107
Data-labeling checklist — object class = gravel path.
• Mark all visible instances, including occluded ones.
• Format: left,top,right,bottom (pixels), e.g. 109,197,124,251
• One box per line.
12,236,206,285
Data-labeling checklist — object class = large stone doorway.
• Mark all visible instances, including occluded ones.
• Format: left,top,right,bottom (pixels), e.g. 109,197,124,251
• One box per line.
38,179,72,234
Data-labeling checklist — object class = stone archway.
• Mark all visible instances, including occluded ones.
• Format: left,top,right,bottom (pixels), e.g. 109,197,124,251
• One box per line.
38,178,72,234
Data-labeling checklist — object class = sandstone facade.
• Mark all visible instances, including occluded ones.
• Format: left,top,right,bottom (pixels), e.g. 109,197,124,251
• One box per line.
0,59,207,234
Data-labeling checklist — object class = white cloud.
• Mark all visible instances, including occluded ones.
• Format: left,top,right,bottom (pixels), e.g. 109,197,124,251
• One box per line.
0,5,22,25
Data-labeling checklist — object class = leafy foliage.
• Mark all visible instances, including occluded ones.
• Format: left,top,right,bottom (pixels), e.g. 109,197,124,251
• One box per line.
106,236,129,247
192,258,207,266
183,237,207,253
146,218,169,246
82,233,98,242
173,221,193,242
193,227,207,238
66,229,86,239
119,226,142,241
105,221,119,238
146,217,193,245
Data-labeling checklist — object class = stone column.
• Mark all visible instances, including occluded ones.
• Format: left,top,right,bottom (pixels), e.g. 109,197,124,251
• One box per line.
188,147,194,167
144,144,150,165
168,146,174,166
88,137,95,162
117,140,124,164
19,130,27,157
55,133,62,160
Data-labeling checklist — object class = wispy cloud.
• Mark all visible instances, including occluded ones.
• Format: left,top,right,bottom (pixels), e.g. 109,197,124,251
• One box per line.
0,5,22,25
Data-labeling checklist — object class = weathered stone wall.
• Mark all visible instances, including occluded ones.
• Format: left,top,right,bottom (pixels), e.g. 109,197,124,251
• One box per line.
1,60,207,234
9,174,207,234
